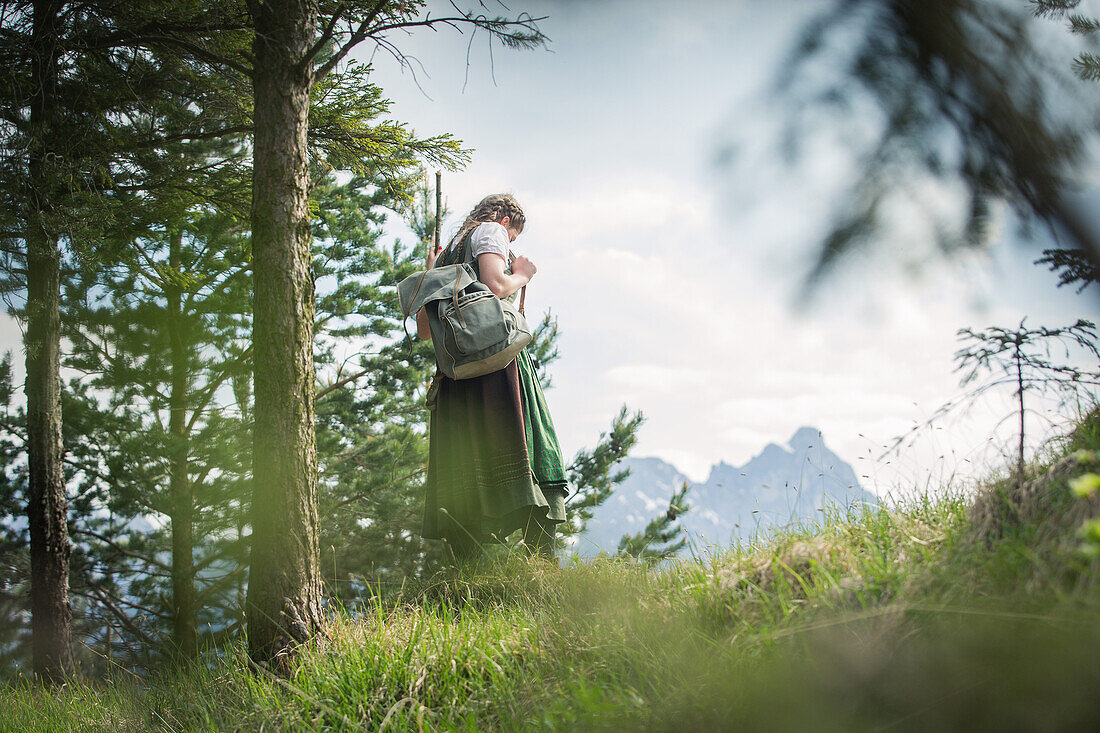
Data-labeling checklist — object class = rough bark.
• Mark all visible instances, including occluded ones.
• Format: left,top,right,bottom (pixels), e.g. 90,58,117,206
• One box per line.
167,227,197,661
246,0,324,673
26,0,74,681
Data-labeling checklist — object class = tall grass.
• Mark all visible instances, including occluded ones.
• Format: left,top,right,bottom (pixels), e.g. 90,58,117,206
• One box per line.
5,425,1100,730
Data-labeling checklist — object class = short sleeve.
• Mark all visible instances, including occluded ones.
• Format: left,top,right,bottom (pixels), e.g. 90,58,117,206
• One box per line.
469,222,510,261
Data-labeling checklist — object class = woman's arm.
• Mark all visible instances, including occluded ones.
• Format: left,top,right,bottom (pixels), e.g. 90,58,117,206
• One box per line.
478,253,536,299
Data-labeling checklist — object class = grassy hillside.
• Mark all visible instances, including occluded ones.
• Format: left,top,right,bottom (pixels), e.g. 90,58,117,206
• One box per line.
5,417,1100,731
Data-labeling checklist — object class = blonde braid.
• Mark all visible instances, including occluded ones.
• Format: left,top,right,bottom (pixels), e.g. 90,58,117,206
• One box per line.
447,193,527,253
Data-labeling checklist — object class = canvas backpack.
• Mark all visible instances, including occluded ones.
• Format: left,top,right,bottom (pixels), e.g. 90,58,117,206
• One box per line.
398,241,531,380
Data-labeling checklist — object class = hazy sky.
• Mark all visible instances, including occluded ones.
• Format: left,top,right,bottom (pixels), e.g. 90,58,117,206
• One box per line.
365,0,1100,493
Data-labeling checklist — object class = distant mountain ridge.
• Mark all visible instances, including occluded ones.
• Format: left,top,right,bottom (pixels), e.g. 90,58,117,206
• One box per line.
574,426,875,556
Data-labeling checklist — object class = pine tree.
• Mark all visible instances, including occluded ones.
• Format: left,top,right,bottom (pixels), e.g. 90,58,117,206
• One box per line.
0,0,146,679
616,482,691,563
247,1,546,667
561,407,646,543
17,0,75,679
1,0,258,677
235,1,541,669
955,319,1100,482
311,170,441,593
40,164,450,670
62,198,252,662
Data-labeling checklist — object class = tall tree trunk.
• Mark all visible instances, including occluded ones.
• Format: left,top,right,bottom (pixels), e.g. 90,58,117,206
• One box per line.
167,227,197,661
26,225,72,680
26,0,73,681
246,0,324,673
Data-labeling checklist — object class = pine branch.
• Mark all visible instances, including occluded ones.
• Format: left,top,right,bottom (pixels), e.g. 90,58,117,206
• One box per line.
324,5,549,85
193,545,242,575
316,365,372,400
1035,247,1099,292
565,407,644,535
71,585,170,622
84,585,163,650
194,564,247,600
126,125,253,149
72,527,172,573
1074,52,1100,81
186,348,253,433
304,0,357,70
1068,13,1100,34
332,468,423,508
1030,0,1081,18
616,482,691,562
313,0,389,81
125,34,253,77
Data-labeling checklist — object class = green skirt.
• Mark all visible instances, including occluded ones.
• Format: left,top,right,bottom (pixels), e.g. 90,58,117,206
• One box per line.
422,348,569,543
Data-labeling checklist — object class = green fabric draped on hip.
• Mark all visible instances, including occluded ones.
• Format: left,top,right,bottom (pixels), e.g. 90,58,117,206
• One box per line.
422,347,568,542
514,348,568,496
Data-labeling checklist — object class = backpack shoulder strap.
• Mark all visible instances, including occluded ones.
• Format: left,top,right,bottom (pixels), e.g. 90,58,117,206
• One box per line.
507,248,527,315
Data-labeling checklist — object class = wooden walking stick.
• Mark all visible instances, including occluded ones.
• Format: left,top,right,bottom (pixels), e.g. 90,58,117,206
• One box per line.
434,170,442,254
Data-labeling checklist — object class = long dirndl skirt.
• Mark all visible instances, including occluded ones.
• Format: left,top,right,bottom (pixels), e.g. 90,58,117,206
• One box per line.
422,348,569,543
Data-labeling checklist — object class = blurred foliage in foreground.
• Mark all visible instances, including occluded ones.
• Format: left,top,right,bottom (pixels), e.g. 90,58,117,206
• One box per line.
773,0,1100,287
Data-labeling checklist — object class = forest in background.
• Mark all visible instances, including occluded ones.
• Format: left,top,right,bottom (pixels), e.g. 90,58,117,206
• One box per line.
0,0,691,680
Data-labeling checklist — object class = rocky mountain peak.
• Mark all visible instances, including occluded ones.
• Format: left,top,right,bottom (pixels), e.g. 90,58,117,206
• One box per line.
576,427,876,556
788,426,821,450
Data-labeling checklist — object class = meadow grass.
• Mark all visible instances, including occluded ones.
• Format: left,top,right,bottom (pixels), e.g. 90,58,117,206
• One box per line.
5,430,1100,730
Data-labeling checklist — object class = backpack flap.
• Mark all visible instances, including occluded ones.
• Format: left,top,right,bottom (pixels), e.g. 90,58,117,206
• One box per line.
397,263,478,318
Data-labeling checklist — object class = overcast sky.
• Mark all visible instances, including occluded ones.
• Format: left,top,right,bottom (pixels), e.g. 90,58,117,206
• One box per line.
364,0,1100,494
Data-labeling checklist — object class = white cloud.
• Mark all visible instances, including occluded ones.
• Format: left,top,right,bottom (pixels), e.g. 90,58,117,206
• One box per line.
531,185,710,238
603,364,712,393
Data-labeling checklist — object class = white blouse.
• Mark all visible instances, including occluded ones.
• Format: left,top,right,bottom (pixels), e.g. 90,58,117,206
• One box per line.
468,221,510,262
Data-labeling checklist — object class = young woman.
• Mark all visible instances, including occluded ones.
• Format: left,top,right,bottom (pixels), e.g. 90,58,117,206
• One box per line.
416,193,568,559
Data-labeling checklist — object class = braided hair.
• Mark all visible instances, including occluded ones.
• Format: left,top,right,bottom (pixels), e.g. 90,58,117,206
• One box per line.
447,193,526,253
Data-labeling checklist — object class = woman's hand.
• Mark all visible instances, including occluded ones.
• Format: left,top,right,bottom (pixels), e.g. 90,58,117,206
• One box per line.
426,245,442,269
511,255,537,282
478,252,532,299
